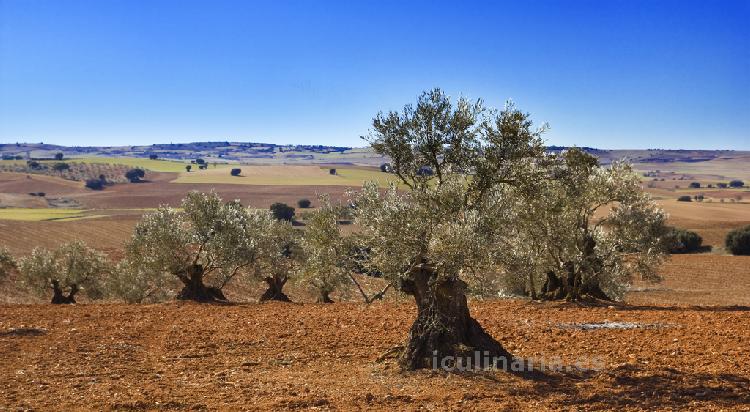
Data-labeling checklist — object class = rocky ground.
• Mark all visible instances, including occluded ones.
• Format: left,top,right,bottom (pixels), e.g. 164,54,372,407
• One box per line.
1,300,748,411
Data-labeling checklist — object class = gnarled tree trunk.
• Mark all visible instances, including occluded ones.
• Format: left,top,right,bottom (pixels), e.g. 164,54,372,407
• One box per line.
50,280,78,304
316,289,334,303
542,234,613,302
541,264,612,302
259,275,291,302
398,263,512,370
175,264,227,302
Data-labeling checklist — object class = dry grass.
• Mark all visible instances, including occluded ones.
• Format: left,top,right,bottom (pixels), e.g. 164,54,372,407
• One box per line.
629,254,750,306
0,216,138,256
0,208,99,222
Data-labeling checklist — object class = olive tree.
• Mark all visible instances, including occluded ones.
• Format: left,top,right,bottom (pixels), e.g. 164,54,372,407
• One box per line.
353,88,545,370
0,247,16,279
298,197,350,303
255,217,299,302
107,259,176,303
125,191,270,302
505,149,669,301
18,241,109,304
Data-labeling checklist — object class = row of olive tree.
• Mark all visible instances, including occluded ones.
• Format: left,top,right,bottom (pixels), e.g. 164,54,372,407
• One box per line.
2,89,672,371
6,191,356,306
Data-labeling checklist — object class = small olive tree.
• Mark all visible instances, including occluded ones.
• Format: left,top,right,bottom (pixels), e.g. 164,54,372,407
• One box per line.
298,197,350,303
255,217,299,302
353,88,545,369
0,247,16,279
107,259,176,303
125,191,271,302
505,149,669,301
18,241,109,304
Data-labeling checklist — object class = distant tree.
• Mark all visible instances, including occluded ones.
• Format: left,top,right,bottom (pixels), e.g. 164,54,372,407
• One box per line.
185,165,192,172
18,241,109,304
693,194,704,202
298,198,349,303
677,195,692,202
195,158,206,165
380,163,392,173
125,168,145,183
85,179,104,190
717,182,728,188
725,225,750,256
329,168,336,175
297,198,311,208
27,160,41,169
52,162,70,172
416,165,434,176
198,164,208,170
729,180,745,188
149,154,158,160
270,202,295,221
125,191,271,302
665,227,703,254
688,182,701,188
54,152,64,161
230,168,241,176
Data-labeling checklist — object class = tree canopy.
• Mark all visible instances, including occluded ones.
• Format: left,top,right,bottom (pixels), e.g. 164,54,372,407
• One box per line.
353,88,547,369
18,241,109,304
124,191,272,301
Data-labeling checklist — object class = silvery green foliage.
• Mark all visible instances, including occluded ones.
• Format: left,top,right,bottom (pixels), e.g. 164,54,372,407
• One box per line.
504,149,669,300
107,259,176,304
351,178,517,286
18,241,109,299
125,191,272,292
298,197,350,297
253,214,299,282
0,247,15,279
353,89,546,286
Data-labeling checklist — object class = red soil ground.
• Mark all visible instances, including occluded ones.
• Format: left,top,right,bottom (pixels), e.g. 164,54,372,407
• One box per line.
1,301,748,411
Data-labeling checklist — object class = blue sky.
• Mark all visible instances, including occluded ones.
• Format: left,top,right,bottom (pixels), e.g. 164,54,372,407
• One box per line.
1,0,748,149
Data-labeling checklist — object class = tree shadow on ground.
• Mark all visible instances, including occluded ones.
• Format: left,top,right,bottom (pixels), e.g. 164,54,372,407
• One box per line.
537,300,750,312
0,327,47,337
505,363,750,409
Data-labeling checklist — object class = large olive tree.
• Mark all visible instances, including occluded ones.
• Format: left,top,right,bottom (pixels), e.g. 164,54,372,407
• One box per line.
125,191,271,302
354,88,546,370
18,241,109,304
504,148,669,301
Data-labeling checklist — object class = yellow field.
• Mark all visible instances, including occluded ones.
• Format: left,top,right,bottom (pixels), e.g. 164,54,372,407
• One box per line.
172,165,398,186
634,156,750,182
66,157,197,172
0,208,102,222
659,198,750,223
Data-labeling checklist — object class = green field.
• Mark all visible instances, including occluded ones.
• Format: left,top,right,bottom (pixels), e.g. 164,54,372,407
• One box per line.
0,208,102,222
172,166,399,186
